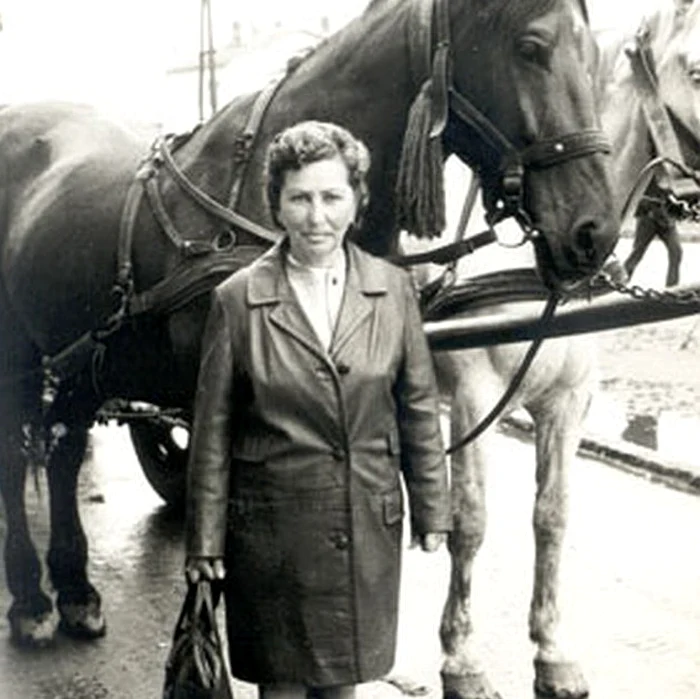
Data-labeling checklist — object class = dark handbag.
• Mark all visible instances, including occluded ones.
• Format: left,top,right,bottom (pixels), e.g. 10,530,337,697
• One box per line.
163,580,234,699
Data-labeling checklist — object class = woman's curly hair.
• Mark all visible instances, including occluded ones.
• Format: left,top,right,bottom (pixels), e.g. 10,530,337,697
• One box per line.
265,120,371,229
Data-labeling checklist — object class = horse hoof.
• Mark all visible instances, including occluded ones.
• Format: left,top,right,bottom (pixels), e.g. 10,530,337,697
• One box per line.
58,600,106,640
9,611,57,649
441,671,503,699
533,659,589,698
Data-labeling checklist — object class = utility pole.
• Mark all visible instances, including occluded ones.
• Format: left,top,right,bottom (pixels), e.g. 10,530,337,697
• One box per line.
199,0,217,122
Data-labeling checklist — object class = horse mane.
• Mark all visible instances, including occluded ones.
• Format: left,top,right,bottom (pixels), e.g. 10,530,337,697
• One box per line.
576,0,589,24
473,0,559,34
364,0,402,11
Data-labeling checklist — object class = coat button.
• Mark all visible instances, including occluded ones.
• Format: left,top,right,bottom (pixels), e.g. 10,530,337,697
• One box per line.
331,532,350,550
335,363,350,376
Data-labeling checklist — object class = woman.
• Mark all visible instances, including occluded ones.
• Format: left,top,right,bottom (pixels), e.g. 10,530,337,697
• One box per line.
185,121,450,699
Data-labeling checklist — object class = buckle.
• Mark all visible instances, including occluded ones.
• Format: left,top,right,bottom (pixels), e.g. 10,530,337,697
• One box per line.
233,134,253,163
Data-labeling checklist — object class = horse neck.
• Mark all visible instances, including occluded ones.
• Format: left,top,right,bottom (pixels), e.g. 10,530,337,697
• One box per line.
595,30,653,217
176,0,418,257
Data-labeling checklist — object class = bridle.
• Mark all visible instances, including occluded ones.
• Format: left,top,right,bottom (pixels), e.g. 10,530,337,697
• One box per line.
408,0,611,234
401,0,611,452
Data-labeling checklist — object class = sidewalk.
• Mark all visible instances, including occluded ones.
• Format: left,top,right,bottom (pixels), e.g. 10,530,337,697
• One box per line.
502,414,700,496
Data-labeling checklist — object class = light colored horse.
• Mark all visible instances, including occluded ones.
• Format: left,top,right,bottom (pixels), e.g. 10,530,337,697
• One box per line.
596,0,700,211
596,0,700,285
402,161,600,699
402,3,700,699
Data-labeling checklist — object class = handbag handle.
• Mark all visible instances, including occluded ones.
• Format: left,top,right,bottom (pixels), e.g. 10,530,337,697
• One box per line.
164,580,235,699
192,581,235,697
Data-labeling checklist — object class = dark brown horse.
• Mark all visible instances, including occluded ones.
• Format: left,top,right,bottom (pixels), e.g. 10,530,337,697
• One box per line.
0,0,616,691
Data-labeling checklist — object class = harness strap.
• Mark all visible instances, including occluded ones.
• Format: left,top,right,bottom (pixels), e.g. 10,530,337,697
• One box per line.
447,88,516,158
429,0,451,138
407,0,433,88
156,137,280,244
388,228,496,267
128,245,265,317
116,177,144,292
227,78,286,208
520,129,612,168
145,176,198,253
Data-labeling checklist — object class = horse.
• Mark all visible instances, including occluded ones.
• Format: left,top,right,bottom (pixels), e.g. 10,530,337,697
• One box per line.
0,0,617,685
397,3,700,699
400,169,606,699
595,0,700,286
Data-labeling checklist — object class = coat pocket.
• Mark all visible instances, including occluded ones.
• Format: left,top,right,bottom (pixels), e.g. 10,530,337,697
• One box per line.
383,489,404,526
231,431,284,463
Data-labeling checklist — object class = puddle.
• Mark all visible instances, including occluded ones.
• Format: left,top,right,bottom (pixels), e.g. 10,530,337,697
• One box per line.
622,414,658,450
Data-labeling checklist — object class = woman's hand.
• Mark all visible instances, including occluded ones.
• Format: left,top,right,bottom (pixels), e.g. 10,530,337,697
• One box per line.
411,532,448,552
185,556,226,584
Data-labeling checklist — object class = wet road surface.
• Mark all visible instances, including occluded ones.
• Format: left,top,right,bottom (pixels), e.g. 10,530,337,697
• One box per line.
0,425,698,698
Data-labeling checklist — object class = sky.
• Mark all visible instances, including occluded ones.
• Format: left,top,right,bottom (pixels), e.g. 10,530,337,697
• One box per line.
0,0,370,121
0,0,667,123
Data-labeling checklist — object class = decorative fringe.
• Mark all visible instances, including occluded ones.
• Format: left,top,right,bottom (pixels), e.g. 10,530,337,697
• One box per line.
395,80,446,239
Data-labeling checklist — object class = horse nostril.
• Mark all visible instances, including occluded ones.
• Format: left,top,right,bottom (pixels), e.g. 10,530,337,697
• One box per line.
576,218,605,262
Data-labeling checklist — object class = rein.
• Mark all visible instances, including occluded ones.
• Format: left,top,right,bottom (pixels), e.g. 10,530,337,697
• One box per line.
445,293,559,454
409,172,561,454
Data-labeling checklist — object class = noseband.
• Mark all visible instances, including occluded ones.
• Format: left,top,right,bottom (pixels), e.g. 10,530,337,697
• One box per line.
410,0,611,232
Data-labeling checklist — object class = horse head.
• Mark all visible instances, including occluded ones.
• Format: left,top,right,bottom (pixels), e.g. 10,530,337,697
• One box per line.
651,0,700,157
439,0,618,291
596,0,700,218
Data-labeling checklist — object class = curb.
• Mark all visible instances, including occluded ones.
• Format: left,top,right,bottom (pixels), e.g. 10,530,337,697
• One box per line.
500,415,700,496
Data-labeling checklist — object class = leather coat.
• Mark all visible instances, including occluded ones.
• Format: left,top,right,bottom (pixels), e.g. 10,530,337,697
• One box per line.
186,240,450,685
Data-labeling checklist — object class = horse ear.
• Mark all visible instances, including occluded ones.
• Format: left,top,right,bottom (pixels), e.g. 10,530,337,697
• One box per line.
576,0,590,24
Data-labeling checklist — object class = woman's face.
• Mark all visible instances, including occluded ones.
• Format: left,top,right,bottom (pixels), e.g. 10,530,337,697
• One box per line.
277,155,359,266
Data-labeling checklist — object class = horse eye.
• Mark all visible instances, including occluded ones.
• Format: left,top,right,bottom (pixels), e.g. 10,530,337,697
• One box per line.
517,40,551,69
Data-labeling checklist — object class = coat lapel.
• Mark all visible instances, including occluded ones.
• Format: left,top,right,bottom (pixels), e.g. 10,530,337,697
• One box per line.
247,241,327,359
246,241,390,361
270,299,326,358
330,245,388,356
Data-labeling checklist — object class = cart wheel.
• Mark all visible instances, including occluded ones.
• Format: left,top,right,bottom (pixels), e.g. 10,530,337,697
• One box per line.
128,421,189,508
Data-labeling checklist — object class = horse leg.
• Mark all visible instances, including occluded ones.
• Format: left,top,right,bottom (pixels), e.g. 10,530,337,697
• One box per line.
44,420,106,639
439,366,501,699
0,403,57,647
623,213,654,280
661,221,682,287
528,387,590,699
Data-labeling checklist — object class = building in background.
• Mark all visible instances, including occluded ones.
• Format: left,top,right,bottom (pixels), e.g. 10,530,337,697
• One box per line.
0,1,369,129
160,2,369,131
0,0,660,130
163,18,329,132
